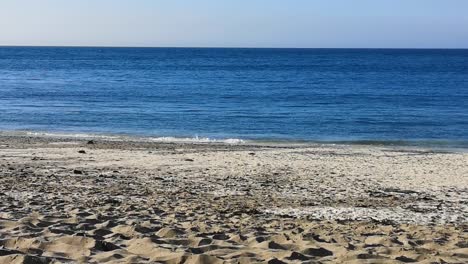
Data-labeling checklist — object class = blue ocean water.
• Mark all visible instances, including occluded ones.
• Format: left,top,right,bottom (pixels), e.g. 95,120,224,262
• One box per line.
0,47,467,146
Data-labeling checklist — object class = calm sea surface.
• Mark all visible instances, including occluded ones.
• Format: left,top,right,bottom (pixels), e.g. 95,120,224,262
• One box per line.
0,47,467,146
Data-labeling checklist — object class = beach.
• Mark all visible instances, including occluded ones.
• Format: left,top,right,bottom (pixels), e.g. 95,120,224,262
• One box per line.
0,134,466,263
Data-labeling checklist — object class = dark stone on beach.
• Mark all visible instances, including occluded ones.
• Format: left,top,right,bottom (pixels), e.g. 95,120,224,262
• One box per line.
0,248,23,256
288,252,310,261
268,241,286,250
104,198,121,205
185,158,194,162
212,233,230,240
347,243,356,250
396,256,417,263
249,152,255,156
87,140,95,144
254,236,266,243
95,240,120,251
357,253,385,260
78,150,86,154
188,247,204,254
73,169,83,175
268,259,286,264
302,247,333,257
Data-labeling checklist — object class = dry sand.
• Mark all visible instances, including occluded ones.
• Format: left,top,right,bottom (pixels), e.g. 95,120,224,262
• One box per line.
0,134,467,263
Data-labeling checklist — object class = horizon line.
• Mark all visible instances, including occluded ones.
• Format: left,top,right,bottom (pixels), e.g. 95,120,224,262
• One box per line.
1,45,467,50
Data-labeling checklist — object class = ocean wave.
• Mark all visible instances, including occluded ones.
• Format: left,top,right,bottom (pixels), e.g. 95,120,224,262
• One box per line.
20,131,245,144
147,136,245,144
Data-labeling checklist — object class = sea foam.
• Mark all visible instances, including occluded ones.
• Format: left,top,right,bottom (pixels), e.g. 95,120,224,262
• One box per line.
23,131,245,144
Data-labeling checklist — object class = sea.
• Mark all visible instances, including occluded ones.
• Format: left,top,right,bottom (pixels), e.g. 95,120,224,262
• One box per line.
0,47,467,147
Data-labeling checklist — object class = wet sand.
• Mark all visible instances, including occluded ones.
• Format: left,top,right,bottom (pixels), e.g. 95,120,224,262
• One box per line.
0,135,467,263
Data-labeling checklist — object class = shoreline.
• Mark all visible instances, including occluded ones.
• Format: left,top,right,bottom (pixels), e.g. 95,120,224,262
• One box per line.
1,129,467,152
0,134,467,263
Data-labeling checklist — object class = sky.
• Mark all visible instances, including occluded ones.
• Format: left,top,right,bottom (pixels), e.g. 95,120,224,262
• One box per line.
1,0,467,48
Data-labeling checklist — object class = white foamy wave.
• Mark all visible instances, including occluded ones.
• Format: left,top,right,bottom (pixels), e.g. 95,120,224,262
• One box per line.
23,131,245,144
148,136,245,144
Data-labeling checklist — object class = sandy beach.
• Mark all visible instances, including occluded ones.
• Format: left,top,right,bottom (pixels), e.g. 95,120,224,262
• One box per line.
0,134,467,263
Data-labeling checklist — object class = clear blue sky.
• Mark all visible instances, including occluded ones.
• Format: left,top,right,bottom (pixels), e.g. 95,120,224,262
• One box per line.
1,0,467,48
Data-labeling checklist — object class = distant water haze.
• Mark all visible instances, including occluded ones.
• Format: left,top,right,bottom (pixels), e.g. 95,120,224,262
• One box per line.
0,47,467,148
